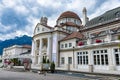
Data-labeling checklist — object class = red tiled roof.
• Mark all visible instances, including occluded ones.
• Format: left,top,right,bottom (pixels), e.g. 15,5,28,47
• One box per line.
41,24,53,29
60,22,81,28
61,32,84,41
57,11,81,22
95,32,101,35
22,45,31,48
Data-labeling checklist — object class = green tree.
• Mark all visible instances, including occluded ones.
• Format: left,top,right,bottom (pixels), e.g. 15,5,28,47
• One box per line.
50,61,55,73
46,59,50,63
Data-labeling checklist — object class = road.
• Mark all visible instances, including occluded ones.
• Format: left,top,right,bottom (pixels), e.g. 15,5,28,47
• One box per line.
0,69,86,80
0,68,120,80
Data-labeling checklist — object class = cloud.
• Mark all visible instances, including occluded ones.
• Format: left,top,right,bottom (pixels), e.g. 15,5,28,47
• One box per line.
0,0,120,40
89,0,120,19
37,0,62,9
0,23,14,33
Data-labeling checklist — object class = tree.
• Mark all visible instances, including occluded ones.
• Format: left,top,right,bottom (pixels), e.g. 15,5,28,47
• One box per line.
42,56,46,63
50,61,55,73
46,59,50,63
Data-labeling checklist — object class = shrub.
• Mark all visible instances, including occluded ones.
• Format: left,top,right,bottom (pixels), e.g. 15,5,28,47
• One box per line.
46,59,50,63
50,61,55,73
42,56,46,63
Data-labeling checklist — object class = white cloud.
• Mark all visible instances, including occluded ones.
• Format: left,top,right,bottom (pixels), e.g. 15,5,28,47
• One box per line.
25,16,39,36
0,23,10,33
37,0,62,9
89,0,120,19
2,0,16,8
14,5,29,15
0,0,120,40
0,30,29,41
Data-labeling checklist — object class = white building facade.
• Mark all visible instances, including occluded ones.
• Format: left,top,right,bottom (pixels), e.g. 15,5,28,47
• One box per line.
2,45,31,61
31,7,120,74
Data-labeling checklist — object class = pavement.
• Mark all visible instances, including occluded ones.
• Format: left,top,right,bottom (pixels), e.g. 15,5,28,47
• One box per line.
0,68,120,80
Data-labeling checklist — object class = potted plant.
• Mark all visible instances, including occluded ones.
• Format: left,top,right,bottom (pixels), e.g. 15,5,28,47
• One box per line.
42,57,50,71
50,61,55,73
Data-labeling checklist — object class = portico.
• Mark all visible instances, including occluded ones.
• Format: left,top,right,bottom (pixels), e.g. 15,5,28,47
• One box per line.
32,34,52,65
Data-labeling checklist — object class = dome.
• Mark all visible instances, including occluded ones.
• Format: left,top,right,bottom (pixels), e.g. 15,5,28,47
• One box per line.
57,11,81,22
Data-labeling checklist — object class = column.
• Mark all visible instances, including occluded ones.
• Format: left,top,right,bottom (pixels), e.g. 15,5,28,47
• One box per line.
88,50,94,72
47,37,52,61
38,38,43,64
106,34,111,42
106,30,112,42
108,47,116,70
34,40,37,64
87,38,91,45
31,40,35,65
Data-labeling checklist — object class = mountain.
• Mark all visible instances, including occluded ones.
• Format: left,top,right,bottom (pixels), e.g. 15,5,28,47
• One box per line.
0,35,32,55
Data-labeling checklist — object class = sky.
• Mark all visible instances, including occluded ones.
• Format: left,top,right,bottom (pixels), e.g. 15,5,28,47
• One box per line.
0,0,120,40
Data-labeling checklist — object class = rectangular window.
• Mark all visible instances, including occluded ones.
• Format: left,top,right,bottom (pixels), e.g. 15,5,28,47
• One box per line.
77,51,88,65
86,52,88,54
80,52,82,54
97,55,100,65
115,54,119,65
61,44,64,48
104,50,107,53
68,57,72,64
65,44,67,48
114,49,118,52
80,56,82,64
86,56,88,64
83,56,85,64
93,51,96,54
105,54,108,65
94,55,96,65
93,50,108,65
101,55,104,65
97,50,99,53
101,50,103,53
61,57,65,64
77,56,80,64
83,52,85,54
69,43,72,47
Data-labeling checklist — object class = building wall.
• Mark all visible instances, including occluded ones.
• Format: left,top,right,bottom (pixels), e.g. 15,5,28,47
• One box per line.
59,51,74,70
2,45,31,59
59,44,120,74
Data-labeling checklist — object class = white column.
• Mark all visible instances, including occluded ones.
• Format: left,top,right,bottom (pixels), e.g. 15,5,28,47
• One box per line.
31,40,35,65
108,47,116,70
106,34,111,42
47,37,52,61
87,38,91,45
38,38,43,64
88,50,94,72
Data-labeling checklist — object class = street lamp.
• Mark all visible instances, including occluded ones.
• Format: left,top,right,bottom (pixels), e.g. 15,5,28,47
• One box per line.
73,46,75,68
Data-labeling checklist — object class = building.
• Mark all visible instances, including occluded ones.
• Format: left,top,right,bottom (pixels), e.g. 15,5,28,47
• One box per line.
31,7,120,74
2,45,31,65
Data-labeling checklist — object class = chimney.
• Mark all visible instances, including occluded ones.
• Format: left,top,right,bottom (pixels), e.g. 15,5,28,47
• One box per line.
40,17,48,25
82,7,88,26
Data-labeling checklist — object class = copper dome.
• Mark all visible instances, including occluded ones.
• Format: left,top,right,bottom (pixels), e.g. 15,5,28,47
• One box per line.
57,11,81,22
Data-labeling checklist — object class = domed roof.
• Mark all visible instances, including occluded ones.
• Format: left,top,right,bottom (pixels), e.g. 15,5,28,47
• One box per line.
57,11,81,22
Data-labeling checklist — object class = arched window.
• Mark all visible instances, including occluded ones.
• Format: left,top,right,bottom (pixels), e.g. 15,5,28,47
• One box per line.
37,27,40,32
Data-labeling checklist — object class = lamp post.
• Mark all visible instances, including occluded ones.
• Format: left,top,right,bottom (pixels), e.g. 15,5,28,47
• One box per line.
73,46,75,68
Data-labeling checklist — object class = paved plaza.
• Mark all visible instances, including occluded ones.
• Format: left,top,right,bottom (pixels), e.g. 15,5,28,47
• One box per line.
0,68,120,80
